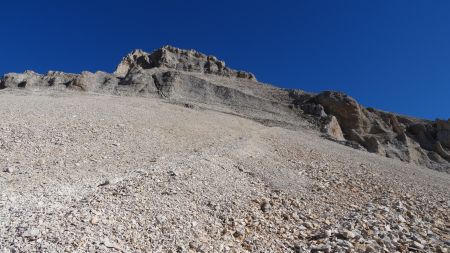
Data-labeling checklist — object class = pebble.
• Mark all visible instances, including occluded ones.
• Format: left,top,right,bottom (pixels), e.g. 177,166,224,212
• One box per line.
2,166,14,173
22,228,40,239
412,241,425,249
37,158,46,166
293,244,302,253
311,244,331,253
260,201,271,212
437,246,449,253
365,245,376,252
302,222,314,229
233,227,245,238
98,180,110,187
341,230,356,239
156,215,167,224
90,216,99,225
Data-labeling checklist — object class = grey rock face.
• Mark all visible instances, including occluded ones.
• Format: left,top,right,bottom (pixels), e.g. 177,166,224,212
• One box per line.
299,91,449,171
1,71,46,88
436,119,450,148
301,103,327,118
312,91,371,134
0,70,115,92
435,142,450,162
322,116,345,141
115,45,256,81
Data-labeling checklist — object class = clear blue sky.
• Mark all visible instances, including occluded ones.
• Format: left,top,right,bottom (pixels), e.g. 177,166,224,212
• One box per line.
1,1,449,120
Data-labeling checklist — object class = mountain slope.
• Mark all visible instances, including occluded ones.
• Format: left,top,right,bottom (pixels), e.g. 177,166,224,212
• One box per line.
0,91,449,252
1,46,449,172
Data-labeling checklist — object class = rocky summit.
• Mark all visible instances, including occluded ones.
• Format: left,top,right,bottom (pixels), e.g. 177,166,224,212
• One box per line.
0,46,449,252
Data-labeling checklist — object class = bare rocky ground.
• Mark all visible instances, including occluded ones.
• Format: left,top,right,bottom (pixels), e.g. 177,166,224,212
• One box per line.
3,46,450,173
0,89,449,253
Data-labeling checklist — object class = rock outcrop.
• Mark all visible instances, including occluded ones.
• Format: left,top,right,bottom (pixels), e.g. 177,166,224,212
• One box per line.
115,46,256,81
313,92,371,132
322,116,345,141
299,90,449,172
0,46,448,172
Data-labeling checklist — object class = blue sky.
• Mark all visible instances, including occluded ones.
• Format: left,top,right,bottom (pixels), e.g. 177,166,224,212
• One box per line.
1,1,449,120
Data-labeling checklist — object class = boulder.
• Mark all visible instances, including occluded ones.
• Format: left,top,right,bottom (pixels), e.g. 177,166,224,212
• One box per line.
436,120,450,148
363,136,385,155
322,116,345,141
115,49,152,77
313,91,370,134
1,71,45,88
68,71,118,91
435,141,450,162
118,68,159,94
407,123,437,151
301,103,327,118
45,71,77,87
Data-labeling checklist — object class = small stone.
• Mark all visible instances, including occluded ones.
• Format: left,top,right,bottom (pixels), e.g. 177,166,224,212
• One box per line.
412,241,425,249
396,201,406,211
293,244,302,253
156,214,167,224
310,230,332,240
233,227,245,238
365,245,376,253
311,244,331,253
22,228,40,239
398,214,406,223
189,241,198,249
102,237,123,251
302,222,314,229
260,201,271,213
341,230,356,239
98,180,110,187
90,216,99,225
37,158,46,166
437,246,448,253
2,167,14,173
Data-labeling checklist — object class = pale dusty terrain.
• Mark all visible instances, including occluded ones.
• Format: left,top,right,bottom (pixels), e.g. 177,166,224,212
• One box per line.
0,90,449,253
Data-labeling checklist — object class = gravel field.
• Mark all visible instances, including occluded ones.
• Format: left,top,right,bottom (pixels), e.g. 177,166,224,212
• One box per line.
0,90,449,252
